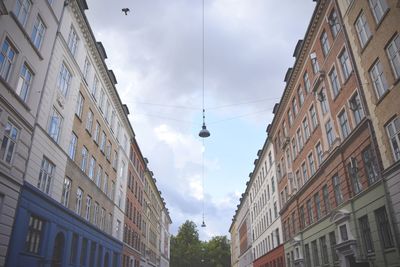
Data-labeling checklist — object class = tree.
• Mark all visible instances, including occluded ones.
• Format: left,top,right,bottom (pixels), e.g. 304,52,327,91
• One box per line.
170,220,202,267
203,236,231,267
170,221,231,267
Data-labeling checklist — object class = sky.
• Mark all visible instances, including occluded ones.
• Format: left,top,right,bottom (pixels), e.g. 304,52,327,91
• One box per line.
86,0,316,240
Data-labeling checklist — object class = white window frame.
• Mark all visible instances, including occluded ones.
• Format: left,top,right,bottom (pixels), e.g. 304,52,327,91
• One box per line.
339,49,353,81
67,26,79,56
57,63,72,97
16,63,33,102
370,59,388,99
31,15,46,50
68,132,78,160
0,121,19,164
48,108,62,143
0,39,17,81
61,177,72,207
386,34,400,79
329,66,340,97
14,0,31,26
355,12,372,48
369,0,388,24
386,117,400,161
37,157,54,194
75,187,83,215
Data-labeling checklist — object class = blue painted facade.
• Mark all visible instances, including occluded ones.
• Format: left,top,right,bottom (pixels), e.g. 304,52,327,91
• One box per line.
6,182,122,267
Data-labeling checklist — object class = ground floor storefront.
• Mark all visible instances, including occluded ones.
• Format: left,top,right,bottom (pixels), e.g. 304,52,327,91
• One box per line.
6,182,123,267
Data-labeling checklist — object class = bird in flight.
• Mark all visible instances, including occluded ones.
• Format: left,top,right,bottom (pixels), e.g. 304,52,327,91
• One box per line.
122,8,130,15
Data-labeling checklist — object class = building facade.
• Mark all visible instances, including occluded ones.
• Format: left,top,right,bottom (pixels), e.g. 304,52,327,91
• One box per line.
249,140,284,267
229,218,240,267
123,138,146,267
0,0,61,264
268,1,400,266
2,0,170,266
336,0,400,248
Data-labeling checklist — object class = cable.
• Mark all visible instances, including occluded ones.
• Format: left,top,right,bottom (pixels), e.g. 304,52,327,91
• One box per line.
209,108,271,124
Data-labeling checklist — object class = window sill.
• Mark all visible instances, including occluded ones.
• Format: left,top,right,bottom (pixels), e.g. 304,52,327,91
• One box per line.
75,113,82,122
374,9,390,31
375,89,390,105
360,37,373,55
0,76,31,112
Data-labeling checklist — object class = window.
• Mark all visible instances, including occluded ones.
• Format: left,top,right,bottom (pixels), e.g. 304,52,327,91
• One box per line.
271,177,275,193
100,131,106,152
370,59,389,99
14,0,31,26
316,142,323,166
112,150,118,169
329,10,340,38
298,87,304,107
292,138,297,159
309,105,318,129
329,231,338,261
95,165,102,188
61,177,72,207
359,215,374,253
106,140,112,161
338,110,350,139
312,240,320,266
330,67,340,97
105,100,110,124
349,92,364,125
348,159,362,194
100,208,105,229
25,215,44,254
303,118,310,140
323,185,330,214
387,117,400,161
67,26,79,56
320,236,329,264
325,119,335,147
93,202,99,226
92,76,99,100
37,157,54,194
304,72,311,93
83,57,91,82
70,233,78,264
300,206,305,229
76,92,84,118
75,187,83,215
85,195,92,221
68,132,78,160
103,173,109,195
340,224,349,241
86,109,93,133
319,90,329,114
99,89,105,112
369,0,388,23
314,193,321,221
362,146,379,184
0,122,19,164
332,174,343,205
31,16,46,49
302,162,308,182
80,238,87,266
307,199,314,224
296,170,302,189
57,63,72,96
308,153,315,176
375,207,394,248
16,63,33,102
92,122,100,144
88,156,96,180
339,49,352,81
355,12,371,48
305,244,311,266
387,34,400,79
292,98,298,116
81,146,88,173
297,129,303,150
274,202,278,218
321,31,330,56
311,53,319,74
288,110,293,126
48,108,62,142
0,39,17,81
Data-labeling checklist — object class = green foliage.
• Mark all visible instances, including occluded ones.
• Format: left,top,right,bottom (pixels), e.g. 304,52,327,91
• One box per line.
170,220,231,267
